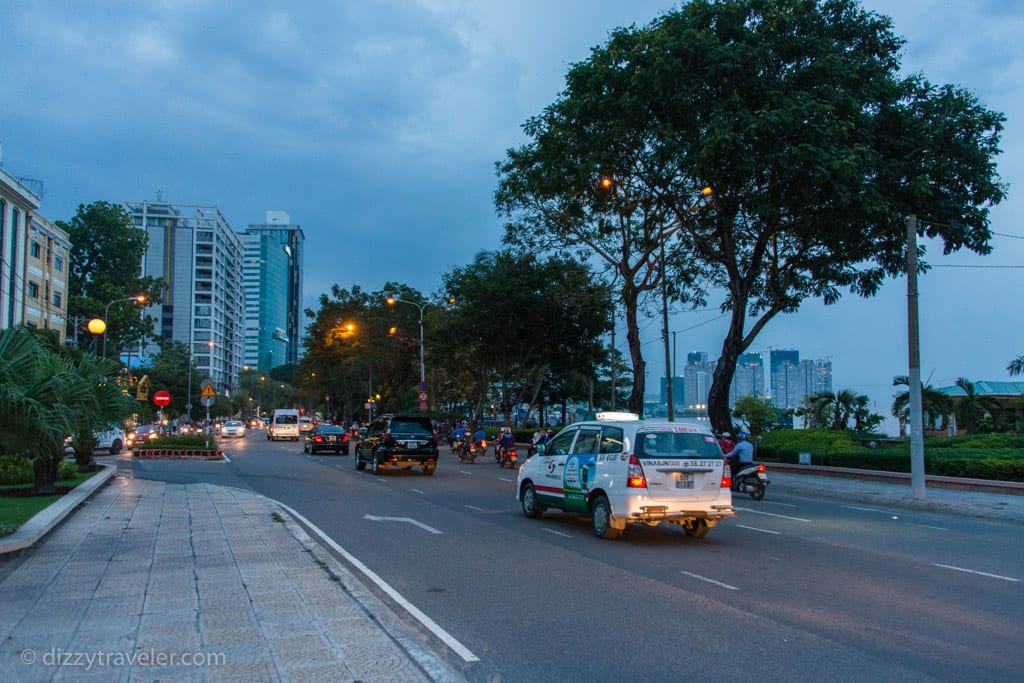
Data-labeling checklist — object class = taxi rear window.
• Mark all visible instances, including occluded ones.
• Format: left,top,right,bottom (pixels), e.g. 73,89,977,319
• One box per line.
635,431,720,459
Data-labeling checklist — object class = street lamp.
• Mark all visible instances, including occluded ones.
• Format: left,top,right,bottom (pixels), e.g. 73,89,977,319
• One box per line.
386,294,455,410
656,186,713,421
101,294,148,357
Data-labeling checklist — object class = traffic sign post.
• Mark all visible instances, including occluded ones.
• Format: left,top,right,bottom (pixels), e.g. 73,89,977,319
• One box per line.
153,390,171,408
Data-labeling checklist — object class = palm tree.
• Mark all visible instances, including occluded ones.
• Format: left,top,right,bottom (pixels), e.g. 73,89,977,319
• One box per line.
954,377,1002,435
891,376,954,435
800,390,869,431
65,352,137,473
1008,356,1024,376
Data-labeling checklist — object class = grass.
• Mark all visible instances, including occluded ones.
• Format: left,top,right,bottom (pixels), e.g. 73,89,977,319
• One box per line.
0,471,97,538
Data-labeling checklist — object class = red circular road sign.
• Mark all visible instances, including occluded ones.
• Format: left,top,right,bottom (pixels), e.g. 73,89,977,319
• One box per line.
153,390,172,407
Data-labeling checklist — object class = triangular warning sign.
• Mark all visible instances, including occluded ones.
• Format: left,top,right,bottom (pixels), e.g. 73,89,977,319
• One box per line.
200,384,217,398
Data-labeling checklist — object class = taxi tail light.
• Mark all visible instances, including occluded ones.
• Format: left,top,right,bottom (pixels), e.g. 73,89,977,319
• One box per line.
721,458,732,488
626,455,647,488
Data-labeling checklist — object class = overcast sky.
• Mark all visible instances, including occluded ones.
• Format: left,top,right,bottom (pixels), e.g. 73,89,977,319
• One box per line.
4,0,1022,432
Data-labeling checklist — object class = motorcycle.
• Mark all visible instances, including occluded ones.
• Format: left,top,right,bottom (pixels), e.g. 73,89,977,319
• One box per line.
731,461,769,500
498,445,518,469
458,437,481,463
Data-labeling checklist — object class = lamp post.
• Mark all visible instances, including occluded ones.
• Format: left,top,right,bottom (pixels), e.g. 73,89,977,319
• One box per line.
101,295,147,358
386,295,454,410
655,186,713,422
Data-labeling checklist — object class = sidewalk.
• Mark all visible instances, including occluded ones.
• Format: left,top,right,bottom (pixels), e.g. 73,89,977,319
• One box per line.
0,475,467,683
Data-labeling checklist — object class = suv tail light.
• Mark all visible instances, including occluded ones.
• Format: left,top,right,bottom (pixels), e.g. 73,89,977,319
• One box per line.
626,455,647,488
721,458,732,488
383,433,395,447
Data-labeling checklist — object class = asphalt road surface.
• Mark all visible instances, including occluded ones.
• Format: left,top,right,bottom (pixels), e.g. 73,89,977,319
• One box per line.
107,430,1024,682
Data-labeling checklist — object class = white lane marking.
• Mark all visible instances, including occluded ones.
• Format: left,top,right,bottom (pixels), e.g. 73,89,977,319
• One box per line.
459,470,473,476
734,507,811,522
364,514,442,535
277,502,479,663
735,524,781,535
542,528,572,538
906,523,950,531
681,571,739,590
464,505,486,512
763,500,797,508
220,454,231,462
933,563,1019,583
843,505,885,513
412,488,425,494
497,477,514,482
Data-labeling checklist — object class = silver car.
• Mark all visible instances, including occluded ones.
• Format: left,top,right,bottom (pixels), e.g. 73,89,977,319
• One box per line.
220,420,247,438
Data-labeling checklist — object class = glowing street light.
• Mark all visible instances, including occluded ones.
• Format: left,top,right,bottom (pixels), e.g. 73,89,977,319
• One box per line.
101,294,148,357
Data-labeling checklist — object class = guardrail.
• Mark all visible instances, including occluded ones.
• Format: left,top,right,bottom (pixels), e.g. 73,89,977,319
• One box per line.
768,462,1024,496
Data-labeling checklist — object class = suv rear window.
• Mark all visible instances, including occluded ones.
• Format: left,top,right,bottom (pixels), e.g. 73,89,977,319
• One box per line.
635,431,720,459
388,418,433,436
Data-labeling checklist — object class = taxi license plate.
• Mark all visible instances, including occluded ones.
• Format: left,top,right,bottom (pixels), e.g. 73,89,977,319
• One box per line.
675,473,694,489
401,440,422,448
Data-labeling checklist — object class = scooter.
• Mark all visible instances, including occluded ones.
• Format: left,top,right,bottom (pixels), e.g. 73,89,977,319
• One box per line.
498,445,518,469
458,437,480,463
731,461,769,500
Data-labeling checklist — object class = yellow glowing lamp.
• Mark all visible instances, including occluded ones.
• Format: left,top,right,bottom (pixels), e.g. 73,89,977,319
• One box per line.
87,318,106,335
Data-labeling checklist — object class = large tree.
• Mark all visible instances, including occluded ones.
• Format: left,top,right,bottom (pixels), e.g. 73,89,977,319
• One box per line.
496,0,1005,430
441,250,612,426
60,201,162,357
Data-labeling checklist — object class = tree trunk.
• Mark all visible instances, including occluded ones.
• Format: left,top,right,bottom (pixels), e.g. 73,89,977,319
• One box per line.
708,339,741,434
33,455,59,496
622,284,646,416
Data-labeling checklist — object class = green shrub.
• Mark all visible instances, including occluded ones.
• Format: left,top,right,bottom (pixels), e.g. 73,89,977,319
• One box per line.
0,455,33,485
57,460,77,480
144,434,218,450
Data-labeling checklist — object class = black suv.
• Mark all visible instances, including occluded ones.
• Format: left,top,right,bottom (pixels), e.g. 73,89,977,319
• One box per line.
354,414,439,475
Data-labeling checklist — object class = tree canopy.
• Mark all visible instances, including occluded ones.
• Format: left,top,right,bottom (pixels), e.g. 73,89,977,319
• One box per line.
495,0,1005,431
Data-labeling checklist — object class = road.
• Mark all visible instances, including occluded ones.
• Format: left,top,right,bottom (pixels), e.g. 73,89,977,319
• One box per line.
107,430,1024,682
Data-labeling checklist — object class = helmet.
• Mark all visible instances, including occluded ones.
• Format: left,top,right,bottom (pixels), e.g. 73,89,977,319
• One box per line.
738,431,749,440
722,432,731,438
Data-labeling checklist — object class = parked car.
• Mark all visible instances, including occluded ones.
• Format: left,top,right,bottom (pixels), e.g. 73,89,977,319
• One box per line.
220,420,247,438
126,424,161,449
304,424,350,455
516,412,735,539
64,426,126,456
354,414,438,475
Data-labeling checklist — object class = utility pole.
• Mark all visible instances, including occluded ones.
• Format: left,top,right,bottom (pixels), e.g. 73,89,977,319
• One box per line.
906,215,926,499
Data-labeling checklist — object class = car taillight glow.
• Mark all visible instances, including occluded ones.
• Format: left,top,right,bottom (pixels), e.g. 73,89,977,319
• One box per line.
314,435,324,443
626,455,646,488
721,458,732,488
383,433,395,446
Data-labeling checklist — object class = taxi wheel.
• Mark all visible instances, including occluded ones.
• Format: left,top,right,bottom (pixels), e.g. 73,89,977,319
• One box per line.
591,495,621,540
371,453,382,475
354,449,366,470
683,519,710,538
521,483,544,519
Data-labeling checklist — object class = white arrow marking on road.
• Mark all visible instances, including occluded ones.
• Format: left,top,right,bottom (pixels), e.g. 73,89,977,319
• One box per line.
364,514,442,534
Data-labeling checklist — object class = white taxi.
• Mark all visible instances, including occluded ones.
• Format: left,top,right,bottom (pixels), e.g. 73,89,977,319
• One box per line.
516,412,735,539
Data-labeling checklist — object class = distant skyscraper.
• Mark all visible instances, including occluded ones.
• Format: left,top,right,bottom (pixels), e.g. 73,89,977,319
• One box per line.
240,212,304,371
127,200,246,393
730,352,765,405
770,349,800,409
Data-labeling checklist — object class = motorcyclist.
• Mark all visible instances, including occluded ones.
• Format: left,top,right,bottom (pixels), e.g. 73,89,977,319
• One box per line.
724,430,754,473
718,431,735,454
498,428,516,461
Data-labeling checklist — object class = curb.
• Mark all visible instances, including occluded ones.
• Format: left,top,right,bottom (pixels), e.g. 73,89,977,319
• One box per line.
0,464,116,555
769,462,1024,496
131,449,224,459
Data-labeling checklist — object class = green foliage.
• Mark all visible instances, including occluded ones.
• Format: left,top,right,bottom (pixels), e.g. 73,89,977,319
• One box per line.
731,394,777,437
0,456,75,485
144,434,218,450
0,455,34,485
496,0,1005,432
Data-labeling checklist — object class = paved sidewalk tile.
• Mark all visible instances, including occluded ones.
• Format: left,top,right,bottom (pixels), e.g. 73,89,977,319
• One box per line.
0,478,442,683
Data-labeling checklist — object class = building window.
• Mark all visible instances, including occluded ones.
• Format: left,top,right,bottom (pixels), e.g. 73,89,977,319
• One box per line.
30,241,42,259
54,254,64,272
53,291,62,308
28,281,40,299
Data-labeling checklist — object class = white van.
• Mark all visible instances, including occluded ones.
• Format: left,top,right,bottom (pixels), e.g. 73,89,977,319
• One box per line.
268,409,301,441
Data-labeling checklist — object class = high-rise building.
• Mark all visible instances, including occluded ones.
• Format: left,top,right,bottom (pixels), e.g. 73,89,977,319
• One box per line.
769,349,800,409
22,214,70,344
127,200,246,394
0,157,40,331
730,352,765,405
239,212,304,371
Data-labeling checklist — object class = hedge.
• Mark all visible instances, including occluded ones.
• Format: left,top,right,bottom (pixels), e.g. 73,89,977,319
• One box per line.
0,455,77,485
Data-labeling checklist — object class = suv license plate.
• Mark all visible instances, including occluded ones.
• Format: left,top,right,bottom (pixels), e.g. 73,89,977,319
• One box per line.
675,473,695,489
402,440,422,448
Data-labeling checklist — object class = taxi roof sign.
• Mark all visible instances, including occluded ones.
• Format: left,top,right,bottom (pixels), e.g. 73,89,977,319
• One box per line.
595,411,640,421
200,384,217,398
